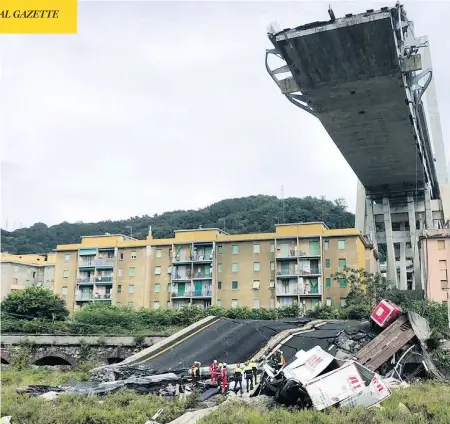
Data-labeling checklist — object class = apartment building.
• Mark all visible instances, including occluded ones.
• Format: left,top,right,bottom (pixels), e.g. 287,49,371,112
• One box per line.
53,234,151,312
54,223,376,312
420,229,450,303
1,253,56,300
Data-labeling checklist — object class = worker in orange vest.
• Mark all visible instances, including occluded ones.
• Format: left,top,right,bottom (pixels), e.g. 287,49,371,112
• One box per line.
209,360,218,384
220,363,228,393
191,361,201,387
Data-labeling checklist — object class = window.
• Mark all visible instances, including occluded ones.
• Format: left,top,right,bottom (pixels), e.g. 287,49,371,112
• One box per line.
167,283,172,292
338,240,345,250
232,245,239,255
326,297,332,307
156,248,162,258
439,260,447,282
217,299,222,307
167,266,172,274
154,283,161,293
32,272,36,278
153,301,160,310
63,270,69,278
231,299,238,309
155,266,161,275
253,299,260,309
62,286,68,296
253,244,260,254
252,280,260,290
438,240,446,250
64,254,71,262
325,259,331,269
270,261,275,271
218,281,222,289
218,263,223,273
340,298,347,308
131,250,137,259
253,262,261,272
120,252,124,260
326,278,331,288
218,245,223,254
117,285,122,293
269,243,275,253
324,241,329,251
25,280,31,287
128,284,135,294
128,301,134,308
118,268,123,277
129,267,136,277
12,277,18,285
339,278,347,288
338,259,347,270
232,281,238,290
13,265,18,272
232,263,239,272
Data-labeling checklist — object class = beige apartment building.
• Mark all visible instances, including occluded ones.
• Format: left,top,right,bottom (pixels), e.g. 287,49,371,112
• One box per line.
53,223,376,312
420,229,450,304
1,253,56,300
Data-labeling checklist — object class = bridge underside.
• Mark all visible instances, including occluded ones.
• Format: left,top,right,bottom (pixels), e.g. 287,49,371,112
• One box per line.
266,5,448,292
271,15,424,194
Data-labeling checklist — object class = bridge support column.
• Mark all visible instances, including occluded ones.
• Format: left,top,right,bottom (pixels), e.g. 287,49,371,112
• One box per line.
399,223,407,290
355,180,366,233
383,197,398,286
407,195,422,290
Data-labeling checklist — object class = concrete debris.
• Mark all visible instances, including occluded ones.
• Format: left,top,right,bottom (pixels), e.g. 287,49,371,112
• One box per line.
14,301,448,417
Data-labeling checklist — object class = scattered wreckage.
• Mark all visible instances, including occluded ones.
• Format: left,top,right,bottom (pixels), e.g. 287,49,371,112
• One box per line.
13,300,448,415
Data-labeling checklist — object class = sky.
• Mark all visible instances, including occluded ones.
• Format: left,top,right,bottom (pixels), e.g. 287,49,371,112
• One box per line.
1,0,450,230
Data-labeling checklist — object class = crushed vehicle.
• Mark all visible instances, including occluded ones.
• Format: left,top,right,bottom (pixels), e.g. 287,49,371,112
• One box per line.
254,345,391,410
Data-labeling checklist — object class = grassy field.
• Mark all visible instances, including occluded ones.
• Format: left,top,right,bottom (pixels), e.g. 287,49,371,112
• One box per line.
1,369,449,424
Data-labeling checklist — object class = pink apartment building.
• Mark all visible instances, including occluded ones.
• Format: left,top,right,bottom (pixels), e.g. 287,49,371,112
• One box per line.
420,229,450,303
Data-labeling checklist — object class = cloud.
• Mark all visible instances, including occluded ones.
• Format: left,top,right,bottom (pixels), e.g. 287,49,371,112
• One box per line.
1,1,449,230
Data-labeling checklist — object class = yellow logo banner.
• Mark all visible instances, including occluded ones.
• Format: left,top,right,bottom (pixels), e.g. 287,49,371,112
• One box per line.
0,0,77,33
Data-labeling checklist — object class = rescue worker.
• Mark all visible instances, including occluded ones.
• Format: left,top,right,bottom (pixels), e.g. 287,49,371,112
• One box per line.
249,359,258,384
244,361,254,392
275,349,286,371
216,362,223,389
191,361,201,388
233,363,243,395
209,360,219,384
220,363,228,393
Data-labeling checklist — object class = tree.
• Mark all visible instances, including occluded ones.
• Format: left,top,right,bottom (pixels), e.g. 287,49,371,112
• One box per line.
1,195,355,253
332,267,403,310
1,287,69,321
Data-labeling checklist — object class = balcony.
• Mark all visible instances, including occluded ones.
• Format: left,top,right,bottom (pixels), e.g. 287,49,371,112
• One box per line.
193,271,212,279
299,280,321,296
276,249,298,260
298,251,321,258
298,268,321,276
95,258,115,267
192,253,213,263
276,286,299,296
75,293,112,301
192,289,212,298
171,290,192,298
172,273,191,281
172,255,192,264
276,269,298,278
77,276,95,284
95,276,113,283
79,260,95,268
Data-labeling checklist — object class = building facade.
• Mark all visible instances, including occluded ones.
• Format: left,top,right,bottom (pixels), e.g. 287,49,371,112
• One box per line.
1,253,56,300
53,223,376,312
420,229,450,303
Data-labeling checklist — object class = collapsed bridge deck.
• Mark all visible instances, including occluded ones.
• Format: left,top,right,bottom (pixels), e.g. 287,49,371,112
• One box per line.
267,6,439,197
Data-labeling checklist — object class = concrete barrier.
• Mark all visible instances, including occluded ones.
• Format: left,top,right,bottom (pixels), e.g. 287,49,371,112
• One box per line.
120,316,222,366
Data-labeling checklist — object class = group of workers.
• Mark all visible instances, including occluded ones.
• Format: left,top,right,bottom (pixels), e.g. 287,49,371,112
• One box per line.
191,349,286,396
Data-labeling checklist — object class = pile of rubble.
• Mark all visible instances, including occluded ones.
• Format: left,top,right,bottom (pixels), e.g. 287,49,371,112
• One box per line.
13,300,449,418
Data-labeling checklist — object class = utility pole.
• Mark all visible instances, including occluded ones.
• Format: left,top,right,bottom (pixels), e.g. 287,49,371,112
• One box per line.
126,225,133,239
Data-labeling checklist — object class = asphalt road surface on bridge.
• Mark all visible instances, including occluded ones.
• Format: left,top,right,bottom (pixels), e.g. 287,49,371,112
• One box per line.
136,318,308,373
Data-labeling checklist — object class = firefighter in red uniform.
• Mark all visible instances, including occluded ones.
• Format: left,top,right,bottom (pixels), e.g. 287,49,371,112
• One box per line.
209,360,218,384
220,363,228,393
